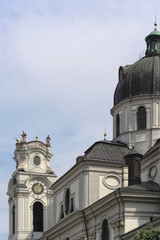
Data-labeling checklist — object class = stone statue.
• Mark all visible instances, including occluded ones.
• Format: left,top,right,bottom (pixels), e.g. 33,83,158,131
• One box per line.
46,135,51,147
21,131,27,142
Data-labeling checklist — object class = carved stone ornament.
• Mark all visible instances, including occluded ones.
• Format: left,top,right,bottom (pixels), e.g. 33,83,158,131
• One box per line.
89,233,96,240
103,173,120,190
111,219,124,228
14,193,29,198
46,135,51,147
148,165,157,180
28,180,47,199
47,194,53,199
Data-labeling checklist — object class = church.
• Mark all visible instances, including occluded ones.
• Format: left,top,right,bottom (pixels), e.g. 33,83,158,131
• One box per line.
7,22,160,240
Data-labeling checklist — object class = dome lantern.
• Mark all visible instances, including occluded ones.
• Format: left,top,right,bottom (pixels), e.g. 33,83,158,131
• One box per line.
145,21,160,56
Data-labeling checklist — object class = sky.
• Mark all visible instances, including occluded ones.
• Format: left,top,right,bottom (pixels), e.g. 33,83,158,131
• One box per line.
0,0,160,239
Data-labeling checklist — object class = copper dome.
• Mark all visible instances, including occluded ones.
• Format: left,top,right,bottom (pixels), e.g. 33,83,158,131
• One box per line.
114,27,160,106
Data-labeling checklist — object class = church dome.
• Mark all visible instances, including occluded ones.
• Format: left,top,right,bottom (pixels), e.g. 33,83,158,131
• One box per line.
114,24,160,106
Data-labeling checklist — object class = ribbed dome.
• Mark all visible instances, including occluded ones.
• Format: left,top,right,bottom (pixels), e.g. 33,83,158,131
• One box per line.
114,26,160,106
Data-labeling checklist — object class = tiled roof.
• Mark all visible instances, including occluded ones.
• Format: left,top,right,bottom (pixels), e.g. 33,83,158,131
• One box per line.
83,140,129,164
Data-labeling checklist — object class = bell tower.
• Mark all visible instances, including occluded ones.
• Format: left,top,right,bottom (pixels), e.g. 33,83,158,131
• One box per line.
7,132,57,240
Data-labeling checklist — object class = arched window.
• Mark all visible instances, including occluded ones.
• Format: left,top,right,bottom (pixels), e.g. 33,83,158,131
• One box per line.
116,114,120,137
137,106,146,130
65,188,70,215
33,202,43,232
13,205,15,235
101,219,109,240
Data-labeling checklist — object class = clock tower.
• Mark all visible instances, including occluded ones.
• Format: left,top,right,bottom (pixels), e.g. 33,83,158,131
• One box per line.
7,132,57,240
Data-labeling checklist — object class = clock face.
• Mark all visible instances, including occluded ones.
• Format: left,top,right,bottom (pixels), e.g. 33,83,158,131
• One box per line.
29,180,47,199
32,183,44,195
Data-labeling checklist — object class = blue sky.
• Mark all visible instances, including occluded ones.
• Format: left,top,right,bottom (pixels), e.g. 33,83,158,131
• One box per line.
0,0,160,239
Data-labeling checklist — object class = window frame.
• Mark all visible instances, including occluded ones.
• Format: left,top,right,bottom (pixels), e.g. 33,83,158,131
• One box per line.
101,219,109,240
33,202,43,232
137,106,146,130
116,114,120,137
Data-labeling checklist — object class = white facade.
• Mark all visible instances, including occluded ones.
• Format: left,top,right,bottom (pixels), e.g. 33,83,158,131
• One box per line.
40,186,160,240
51,158,129,225
7,132,160,240
7,133,57,240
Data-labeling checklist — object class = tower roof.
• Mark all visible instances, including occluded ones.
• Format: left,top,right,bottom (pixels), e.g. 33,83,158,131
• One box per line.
83,140,129,163
114,24,160,106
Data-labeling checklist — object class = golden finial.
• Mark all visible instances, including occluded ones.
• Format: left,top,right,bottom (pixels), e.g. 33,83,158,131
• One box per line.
104,129,107,140
154,15,157,29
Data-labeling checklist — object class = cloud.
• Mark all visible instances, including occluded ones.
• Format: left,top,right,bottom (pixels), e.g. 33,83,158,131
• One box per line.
1,0,160,238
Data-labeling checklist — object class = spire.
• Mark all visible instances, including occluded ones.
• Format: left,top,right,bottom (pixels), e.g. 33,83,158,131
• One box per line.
154,16,157,30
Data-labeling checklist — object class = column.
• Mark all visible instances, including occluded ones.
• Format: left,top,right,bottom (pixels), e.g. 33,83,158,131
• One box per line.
24,194,29,231
153,102,158,127
8,198,12,238
146,107,151,129
131,107,137,131
17,193,24,231
122,166,128,187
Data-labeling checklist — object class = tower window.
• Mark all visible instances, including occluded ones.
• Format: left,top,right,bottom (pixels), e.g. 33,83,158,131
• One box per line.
101,219,109,240
33,202,43,232
13,205,15,235
137,106,146,130
116,114,120,137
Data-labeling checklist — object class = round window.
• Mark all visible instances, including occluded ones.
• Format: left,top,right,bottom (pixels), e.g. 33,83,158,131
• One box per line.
33,156,40,166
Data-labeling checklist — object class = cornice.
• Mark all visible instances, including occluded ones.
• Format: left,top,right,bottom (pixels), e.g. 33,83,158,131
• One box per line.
111,94,160,114
14,192,29,198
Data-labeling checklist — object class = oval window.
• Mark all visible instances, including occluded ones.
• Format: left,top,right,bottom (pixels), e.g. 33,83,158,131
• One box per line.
34,156,40,166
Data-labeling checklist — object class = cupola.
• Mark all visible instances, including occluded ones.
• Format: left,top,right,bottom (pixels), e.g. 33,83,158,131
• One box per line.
145,20,160,56
111,21,160,154
114,21,160,106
